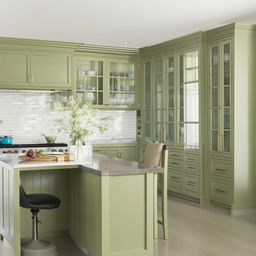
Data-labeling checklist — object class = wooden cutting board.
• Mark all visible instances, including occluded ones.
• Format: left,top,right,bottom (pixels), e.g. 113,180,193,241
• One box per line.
19,153,74,162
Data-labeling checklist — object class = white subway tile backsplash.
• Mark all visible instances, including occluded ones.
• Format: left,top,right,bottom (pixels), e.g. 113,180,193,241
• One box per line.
0,91,136,145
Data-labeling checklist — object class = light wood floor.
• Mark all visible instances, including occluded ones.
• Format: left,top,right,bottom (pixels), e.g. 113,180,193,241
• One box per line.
1,197,256,256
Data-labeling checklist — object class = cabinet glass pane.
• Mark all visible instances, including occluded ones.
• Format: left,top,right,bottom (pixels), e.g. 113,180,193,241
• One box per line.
224,87,230,107
184,69,198,83
156,123,161,141
211,46,218,87
145,110,151,122
180,86,184,107
223,43,230,85
168,123,174,143
211,47,218,66
157,92,163,108
179,124,184,143
184,82,199,122
145,123,151,141
109,62,135,105
224,131,230,152
224,108,230,129
212,131,218,151
212,108,218,130
212,88,218,107
180,108,184,122
169,88,174,107
179,56,184,84
169,109,174,122
184,123,199,149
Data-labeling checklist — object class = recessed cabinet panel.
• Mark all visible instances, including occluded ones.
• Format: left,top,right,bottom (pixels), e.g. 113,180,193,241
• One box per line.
0,50,28,86
31,52,71,88
210,178,233,204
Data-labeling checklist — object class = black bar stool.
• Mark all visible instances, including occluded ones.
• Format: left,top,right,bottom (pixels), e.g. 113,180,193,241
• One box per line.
20,184,61,256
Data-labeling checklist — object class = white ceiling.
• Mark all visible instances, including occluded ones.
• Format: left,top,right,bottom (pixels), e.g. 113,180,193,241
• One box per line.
1,0,256,48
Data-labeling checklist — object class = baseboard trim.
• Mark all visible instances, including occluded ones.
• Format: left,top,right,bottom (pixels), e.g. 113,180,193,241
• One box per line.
231,208,256,216
168,191,200,204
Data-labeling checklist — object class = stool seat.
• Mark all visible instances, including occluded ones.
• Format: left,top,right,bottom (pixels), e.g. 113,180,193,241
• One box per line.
21,193,61,210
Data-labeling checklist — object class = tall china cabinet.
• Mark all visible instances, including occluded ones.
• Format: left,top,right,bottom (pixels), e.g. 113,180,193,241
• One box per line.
141,33,203,202
206,24,256,213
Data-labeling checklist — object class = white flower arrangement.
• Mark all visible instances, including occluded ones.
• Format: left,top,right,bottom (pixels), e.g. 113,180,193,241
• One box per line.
53,97,112,146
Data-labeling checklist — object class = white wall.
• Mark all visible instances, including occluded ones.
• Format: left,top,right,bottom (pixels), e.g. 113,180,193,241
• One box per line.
0,91,136,144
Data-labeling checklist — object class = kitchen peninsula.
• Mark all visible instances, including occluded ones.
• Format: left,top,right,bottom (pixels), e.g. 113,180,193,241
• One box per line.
0,154,162,256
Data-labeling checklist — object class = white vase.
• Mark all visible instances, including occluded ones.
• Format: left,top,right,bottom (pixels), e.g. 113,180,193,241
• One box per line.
69,143,92,161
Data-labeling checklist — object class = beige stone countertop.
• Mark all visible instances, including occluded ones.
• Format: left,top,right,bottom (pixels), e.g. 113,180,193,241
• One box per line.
0,153,163,176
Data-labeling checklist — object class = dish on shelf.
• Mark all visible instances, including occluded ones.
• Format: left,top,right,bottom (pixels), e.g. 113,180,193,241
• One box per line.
87,71,97,76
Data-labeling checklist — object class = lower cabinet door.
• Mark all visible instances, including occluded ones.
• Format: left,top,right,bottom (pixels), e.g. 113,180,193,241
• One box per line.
210,177,233,204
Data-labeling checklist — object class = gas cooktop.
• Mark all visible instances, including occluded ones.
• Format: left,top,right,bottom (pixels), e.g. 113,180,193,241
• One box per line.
0,143,68,148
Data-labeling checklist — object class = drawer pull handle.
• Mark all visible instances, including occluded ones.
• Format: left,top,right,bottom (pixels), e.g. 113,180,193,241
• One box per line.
187,183,195,187
170,176,180,180
187,166,195,170
171,154,180,157
187,158,195,161
187,181,196,184
216,189,226,193
215,168,226,172
171,162,178,165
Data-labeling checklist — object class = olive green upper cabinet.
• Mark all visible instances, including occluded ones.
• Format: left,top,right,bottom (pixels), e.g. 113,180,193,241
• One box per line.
0,50,29,88
30,52,71,89
75,57,105,105
209,41,232,155
74,55,138,108
108,60,137,107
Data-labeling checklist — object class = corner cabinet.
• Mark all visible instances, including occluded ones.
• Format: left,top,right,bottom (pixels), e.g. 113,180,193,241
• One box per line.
0,50,71,90
74,55,138,108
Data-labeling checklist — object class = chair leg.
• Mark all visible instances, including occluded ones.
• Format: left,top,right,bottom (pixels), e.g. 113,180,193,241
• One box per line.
162,182,168,240
31,209,40,241
153,173,158,240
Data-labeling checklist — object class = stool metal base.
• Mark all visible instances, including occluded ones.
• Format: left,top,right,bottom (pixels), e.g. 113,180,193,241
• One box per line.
21,240,58,256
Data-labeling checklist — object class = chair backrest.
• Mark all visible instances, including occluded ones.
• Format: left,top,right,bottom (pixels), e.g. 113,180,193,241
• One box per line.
140,142,167,168
20,184,28,207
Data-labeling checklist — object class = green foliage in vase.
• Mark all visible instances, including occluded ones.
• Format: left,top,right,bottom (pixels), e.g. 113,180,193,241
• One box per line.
53,97,112,145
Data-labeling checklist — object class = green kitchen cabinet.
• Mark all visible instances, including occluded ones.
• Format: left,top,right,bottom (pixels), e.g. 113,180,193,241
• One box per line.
206,24,256,213
73,53,139,108
93,144,138,161
0,50,29,88
30,52,71,89
0,49,71,90
74,56,105,105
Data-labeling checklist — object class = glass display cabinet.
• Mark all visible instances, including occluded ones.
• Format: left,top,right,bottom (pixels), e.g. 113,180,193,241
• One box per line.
178,51,199,149
109,62,135,106
76,59,104,105
210,42,231,153
144,61,152,142
154,58,165,142
167,56,175,144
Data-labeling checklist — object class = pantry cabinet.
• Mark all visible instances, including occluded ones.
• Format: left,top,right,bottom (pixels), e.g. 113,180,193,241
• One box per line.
206,24,256,213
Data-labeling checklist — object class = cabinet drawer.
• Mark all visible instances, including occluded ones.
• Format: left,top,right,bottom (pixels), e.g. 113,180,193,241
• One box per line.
184,153,200,164
169,159,183,169
210,159,232,178
168,172,183,191
210,178,233,204
169,150,183,160
184,175,200,197
185,162,200,175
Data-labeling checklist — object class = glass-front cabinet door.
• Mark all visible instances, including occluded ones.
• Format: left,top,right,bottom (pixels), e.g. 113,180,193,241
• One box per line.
108,61,135,106
178,51,199,149
76,58,104,105
167,56,175,144
144,61,152,142
154,57,165,142
210,41,231,153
